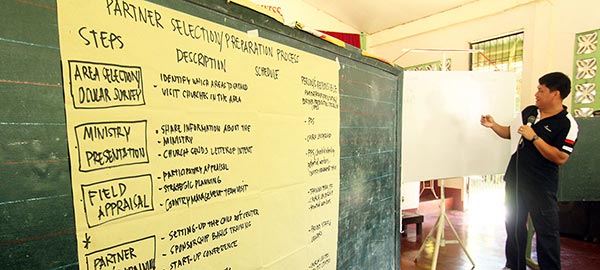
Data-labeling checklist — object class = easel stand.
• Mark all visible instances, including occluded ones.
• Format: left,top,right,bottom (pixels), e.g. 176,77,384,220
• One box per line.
414,179,475,270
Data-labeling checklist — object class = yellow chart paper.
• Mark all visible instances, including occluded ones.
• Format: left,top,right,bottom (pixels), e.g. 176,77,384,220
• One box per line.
56,1,340,270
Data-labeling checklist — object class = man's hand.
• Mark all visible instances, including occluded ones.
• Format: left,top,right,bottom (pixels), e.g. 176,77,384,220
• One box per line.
517,125,536,141
480,115,495,128
481,114,510,139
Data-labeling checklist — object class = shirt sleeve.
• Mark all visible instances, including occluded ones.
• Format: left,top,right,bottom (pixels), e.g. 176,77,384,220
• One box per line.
560,113,579,154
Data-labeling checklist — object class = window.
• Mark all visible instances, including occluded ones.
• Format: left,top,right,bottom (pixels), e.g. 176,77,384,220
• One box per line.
470,31,524,110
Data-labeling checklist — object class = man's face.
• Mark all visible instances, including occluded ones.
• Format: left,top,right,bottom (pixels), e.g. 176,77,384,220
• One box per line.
535,84,558,109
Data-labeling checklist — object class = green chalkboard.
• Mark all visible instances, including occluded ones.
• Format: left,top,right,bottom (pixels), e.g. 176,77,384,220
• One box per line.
559,117,600,201
0,1,402,269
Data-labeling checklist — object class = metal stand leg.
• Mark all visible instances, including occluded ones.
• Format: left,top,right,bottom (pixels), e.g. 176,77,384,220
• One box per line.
414,179,475,270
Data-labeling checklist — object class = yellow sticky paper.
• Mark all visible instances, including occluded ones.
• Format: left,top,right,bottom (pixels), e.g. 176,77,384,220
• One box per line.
56,0,340,269
229,0,285,23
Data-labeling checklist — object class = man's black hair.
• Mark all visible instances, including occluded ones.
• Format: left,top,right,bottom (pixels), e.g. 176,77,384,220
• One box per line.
539,72,571,99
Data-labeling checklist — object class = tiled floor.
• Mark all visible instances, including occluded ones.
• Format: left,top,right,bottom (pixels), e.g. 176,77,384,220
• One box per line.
400,206,600,270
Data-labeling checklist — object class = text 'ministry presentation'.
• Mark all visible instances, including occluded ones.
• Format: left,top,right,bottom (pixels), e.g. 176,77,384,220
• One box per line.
57,0,340,269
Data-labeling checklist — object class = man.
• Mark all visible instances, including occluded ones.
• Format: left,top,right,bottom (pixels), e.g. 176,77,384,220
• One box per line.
480,72,579,270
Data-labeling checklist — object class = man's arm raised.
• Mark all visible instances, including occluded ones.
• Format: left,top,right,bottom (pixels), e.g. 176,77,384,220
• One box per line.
481,114,510,139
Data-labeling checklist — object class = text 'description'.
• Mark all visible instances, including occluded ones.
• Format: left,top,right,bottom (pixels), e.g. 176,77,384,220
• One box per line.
75,120,149,172
85,236,156,270
81,174,154,228
68,60,145,109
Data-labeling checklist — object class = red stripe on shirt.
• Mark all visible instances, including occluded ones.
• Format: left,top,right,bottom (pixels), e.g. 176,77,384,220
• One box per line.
565,139,575,145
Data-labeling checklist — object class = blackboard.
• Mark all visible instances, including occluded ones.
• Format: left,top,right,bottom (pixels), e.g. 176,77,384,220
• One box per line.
0,1,402,269
559,117,600,201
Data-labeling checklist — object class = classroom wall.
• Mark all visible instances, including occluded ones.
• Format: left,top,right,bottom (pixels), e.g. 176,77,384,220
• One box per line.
368,0,600,110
